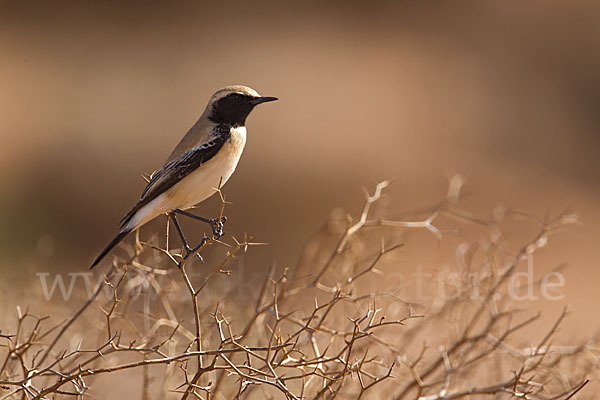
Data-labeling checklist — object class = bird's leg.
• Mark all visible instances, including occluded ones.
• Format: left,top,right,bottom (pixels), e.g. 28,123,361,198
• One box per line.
173,209,214,224
173,209,227,239
169,213,204,265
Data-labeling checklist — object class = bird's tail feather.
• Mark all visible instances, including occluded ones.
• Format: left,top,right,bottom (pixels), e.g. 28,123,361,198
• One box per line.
90,229,131,269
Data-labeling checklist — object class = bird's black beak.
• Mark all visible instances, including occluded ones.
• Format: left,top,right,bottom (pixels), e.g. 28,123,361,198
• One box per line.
251,96,278,105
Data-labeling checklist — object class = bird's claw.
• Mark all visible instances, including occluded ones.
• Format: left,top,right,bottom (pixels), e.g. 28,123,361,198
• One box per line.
176,216,227,268
211,216,227,239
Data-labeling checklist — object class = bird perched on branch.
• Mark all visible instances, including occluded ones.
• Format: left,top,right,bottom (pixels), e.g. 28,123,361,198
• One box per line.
90,85,277,269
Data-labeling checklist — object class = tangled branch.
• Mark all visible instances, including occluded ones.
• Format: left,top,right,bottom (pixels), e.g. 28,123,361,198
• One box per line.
0,178,595,399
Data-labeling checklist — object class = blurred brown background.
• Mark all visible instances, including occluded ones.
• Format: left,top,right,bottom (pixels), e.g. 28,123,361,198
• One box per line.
1,1,599,334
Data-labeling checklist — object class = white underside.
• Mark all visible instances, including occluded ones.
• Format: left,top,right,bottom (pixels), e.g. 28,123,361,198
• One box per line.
125,126,246,230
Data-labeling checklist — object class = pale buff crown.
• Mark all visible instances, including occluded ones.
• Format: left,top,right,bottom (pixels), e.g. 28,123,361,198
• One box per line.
207,85,261,105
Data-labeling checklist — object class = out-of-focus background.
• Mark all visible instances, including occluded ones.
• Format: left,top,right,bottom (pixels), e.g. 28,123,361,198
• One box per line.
1,1,599,334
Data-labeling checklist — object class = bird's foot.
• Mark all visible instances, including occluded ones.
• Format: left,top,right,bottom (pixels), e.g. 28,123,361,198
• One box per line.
211,216,227,239
175,215,226,268
178,239,209,268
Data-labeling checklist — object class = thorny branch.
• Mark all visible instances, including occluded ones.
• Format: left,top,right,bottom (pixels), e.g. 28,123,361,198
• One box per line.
0,178,595,399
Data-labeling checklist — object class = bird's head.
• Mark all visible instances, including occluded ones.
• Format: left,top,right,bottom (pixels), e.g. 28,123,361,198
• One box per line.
205,85,277,126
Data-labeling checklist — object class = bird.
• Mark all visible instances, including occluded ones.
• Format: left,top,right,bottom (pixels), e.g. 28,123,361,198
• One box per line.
90,85,277,269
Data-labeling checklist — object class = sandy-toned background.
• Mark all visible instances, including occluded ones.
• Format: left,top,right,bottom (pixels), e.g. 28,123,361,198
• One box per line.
1,0,599,337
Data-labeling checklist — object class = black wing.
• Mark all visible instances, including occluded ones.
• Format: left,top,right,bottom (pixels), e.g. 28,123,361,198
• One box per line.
120,127,231,228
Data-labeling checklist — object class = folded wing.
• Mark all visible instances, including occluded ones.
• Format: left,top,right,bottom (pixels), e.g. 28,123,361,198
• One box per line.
120,128,231,229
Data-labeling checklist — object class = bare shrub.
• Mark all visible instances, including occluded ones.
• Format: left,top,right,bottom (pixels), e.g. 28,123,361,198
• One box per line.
0,179,595,399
